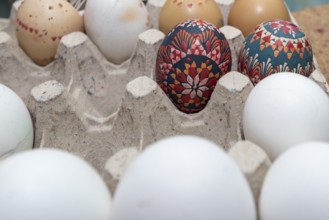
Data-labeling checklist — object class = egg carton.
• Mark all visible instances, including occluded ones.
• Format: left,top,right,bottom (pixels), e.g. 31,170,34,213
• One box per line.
1,0,328,205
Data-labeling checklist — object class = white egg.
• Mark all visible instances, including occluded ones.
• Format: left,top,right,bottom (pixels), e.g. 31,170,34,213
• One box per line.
0,149,112,220
112,136,256,220
260,142,329,220
84,0,150,64
0,84,33,159
243,72,329,160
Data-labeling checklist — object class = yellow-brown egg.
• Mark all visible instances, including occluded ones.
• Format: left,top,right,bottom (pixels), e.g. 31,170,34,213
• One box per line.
159,0,223,35
16,0,84,66
228,0,290,37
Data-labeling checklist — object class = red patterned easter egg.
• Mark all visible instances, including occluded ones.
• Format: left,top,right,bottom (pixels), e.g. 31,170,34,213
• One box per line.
238,19,314,85
156,19,232,114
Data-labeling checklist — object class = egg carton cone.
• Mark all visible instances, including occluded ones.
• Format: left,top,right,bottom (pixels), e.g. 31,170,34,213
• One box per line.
0,18,9,32
1,0,329,200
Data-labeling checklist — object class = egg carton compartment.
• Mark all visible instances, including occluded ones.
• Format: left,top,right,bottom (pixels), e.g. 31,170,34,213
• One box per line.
27,31,252,192
0,0,328,202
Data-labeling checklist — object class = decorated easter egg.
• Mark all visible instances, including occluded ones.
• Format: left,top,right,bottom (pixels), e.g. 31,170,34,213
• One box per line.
156,19,232,113
112,136,256,220
228,0,290,37
84,0,150,64
16,0,84,66
238,19,314,84
0,149,112,220
159,0,223,35
0,84,33,159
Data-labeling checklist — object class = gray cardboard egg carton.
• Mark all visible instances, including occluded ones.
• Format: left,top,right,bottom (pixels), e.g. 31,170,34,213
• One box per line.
0,0,328,205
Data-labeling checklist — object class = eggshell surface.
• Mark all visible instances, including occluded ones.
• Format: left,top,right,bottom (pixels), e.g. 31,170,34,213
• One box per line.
239,20,314,84
260,142,329,220
84,0,150,64
243,73,329,160
156,19,232,113
0,84,33,159
112,136,256,220
228,0,290,36
16,0,84,66
0,149,112,220
159,0,223,35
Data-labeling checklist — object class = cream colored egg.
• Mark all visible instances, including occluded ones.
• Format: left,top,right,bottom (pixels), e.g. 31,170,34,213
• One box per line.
228,0,290,36
16,0,84,66
159,0,223,35
84,0,150,64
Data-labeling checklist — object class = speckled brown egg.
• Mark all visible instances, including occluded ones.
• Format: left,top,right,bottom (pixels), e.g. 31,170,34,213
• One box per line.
228,0,290,36
159,0,223,35
16,0,84,66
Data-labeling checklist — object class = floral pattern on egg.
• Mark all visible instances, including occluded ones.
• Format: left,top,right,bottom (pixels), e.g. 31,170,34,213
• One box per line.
156,20,232,114
238,19,314,85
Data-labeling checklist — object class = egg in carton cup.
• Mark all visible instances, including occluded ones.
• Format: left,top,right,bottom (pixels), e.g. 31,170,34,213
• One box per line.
0,0,328,199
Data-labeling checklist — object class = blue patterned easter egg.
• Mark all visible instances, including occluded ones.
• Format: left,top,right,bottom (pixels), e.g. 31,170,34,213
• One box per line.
238,19,314,84
156,19,232,113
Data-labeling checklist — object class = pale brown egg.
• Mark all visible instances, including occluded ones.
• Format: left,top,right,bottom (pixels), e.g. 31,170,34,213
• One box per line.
159,0,223,35
16,0,84,66
228,0,290,37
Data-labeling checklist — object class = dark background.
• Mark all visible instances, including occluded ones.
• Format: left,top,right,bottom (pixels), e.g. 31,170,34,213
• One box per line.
0,0,12,18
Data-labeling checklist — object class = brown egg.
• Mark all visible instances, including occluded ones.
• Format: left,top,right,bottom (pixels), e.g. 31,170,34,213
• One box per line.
16,0,84,66
228,0,290,37
159,0,223,35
